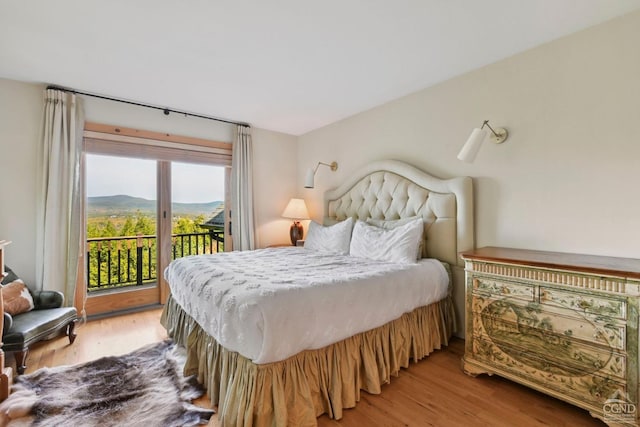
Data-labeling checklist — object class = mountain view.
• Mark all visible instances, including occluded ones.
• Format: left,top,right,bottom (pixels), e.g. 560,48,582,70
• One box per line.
88,195,223,218
86,194,224,240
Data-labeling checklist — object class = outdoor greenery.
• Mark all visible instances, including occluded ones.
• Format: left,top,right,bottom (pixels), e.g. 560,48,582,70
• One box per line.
87,211,207,238
87,211,222,292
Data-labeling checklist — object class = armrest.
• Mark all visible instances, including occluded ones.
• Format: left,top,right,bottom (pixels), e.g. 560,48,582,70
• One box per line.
32,290,65,309
3,312,13,336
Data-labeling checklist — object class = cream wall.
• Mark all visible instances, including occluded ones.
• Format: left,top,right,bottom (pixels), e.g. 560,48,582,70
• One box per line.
299,11,640,257
0,80,43,284
298,11,640,334
251,127,300,247
0,78,297,285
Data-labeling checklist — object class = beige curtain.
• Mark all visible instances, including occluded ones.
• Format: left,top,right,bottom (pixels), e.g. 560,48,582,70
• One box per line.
231,125,256,250
35,89,84,305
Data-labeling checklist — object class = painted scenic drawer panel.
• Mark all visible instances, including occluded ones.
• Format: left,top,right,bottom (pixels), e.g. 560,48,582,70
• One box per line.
471,336,627,407
471,295,626,351
471,311,627,381
540,287,627,320
472,277,534,302
462,248,640,426
531,302,626,350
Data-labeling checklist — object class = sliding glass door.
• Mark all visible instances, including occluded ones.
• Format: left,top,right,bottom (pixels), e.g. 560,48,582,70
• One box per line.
81,126,231,316
171,162,227,257
158,161,228,304
84,154,160,314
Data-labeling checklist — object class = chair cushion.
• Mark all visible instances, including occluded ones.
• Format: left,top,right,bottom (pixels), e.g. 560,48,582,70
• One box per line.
3,307,77,350
32,290,65,309
2,279,35,315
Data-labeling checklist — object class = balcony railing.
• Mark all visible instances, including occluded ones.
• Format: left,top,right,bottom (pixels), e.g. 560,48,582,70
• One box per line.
86,230,223,292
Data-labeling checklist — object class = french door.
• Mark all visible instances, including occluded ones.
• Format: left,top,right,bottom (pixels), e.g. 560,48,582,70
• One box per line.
79,123,232,316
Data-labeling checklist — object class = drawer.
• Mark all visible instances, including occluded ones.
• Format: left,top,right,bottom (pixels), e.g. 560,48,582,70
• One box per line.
540,287,626,320
471,313,627,381
470,336,627,405
472,277,534,301
472,294,626,351
533,303,626,351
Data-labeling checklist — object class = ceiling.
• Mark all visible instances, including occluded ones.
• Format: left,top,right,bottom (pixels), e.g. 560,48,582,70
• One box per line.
1,1,639,136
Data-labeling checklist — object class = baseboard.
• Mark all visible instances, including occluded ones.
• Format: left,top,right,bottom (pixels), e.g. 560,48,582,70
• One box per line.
86,303,163,321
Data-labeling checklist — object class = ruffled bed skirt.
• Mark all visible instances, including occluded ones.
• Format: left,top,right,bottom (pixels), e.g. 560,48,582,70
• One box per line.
161,295,455,427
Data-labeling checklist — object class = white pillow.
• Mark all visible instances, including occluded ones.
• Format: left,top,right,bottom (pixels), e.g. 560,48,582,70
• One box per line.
350,218,423,264
366,216,425,259
366,216,420,229
304,217,354,255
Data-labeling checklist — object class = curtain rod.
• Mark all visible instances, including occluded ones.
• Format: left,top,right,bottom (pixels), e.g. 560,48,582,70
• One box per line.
46,85,250,128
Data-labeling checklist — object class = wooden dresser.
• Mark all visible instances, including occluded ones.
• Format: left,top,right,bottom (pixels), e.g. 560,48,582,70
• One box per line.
461,247,640,426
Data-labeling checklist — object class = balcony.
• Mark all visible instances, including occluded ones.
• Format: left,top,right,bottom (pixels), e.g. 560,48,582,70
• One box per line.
86,230,223,292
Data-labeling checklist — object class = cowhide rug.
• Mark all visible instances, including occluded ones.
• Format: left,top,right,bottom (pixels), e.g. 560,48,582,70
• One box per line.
0,339,214,427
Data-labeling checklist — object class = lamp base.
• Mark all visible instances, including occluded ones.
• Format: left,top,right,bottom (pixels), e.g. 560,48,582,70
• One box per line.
289,221,303,246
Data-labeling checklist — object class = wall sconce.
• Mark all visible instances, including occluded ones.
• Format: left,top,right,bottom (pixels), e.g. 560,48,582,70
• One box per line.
304,161,338,189
281,198,310,245
457,120,509,163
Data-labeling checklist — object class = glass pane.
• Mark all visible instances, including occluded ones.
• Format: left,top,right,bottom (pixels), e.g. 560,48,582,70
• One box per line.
86,154,157,292
171,162,225,258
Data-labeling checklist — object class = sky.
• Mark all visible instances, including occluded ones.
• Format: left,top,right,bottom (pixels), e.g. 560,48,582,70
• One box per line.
86,154,225,203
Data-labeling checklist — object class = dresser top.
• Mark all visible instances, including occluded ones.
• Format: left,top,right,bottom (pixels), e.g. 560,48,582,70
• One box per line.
460,246,640,280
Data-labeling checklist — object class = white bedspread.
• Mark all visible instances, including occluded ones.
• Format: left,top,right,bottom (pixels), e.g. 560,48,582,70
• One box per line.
165,247,449,364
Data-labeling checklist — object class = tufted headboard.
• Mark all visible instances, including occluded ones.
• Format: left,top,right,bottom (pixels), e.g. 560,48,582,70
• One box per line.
324,160,474,267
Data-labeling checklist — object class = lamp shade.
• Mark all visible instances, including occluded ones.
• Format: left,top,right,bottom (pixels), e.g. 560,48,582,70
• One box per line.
304,168,315,188
282,198,310,220
457,128,488,163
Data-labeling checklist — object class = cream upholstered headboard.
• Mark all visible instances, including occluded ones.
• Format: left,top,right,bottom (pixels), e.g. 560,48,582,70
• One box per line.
324,160,474,267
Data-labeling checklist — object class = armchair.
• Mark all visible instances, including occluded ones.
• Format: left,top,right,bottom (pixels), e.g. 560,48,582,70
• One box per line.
1,267,77,374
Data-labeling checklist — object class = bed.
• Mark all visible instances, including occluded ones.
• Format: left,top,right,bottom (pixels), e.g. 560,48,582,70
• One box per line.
161,159,474,426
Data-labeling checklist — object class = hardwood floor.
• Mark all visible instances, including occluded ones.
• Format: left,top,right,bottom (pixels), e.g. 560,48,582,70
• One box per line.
11,308,605,426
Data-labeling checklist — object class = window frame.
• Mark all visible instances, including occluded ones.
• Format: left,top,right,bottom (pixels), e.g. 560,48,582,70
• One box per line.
78,122,232,315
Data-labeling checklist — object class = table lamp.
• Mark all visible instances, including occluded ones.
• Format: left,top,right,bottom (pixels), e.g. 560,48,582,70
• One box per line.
281,198,310,245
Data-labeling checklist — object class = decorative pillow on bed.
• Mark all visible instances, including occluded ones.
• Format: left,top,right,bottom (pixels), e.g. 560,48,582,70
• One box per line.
350,218,423,263
304,217,354,255
2,279,35,316
366,216,425,259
